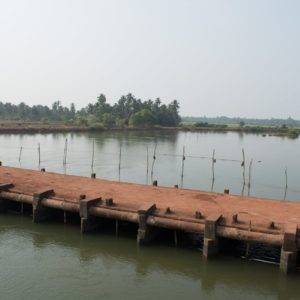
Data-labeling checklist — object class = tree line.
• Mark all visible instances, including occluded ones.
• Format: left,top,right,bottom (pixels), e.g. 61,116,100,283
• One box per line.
0,94,181,128
182,116,300,127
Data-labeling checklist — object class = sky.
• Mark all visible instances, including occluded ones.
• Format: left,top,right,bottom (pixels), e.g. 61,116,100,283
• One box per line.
0,0,299,118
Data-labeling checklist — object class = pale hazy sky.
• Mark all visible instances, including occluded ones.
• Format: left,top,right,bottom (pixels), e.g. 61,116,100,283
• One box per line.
0,0,299,118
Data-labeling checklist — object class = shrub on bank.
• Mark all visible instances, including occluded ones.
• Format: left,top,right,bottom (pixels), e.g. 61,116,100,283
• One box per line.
287,129,300,139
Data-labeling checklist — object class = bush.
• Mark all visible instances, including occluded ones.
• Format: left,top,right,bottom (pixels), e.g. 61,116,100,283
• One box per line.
287,129,299,139
194,122,209,127
129,109,155,127
74,116,88,126
101,113,116,128
88,123,105,130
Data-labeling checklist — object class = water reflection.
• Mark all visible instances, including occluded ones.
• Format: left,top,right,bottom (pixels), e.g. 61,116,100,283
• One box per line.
0,215,299,300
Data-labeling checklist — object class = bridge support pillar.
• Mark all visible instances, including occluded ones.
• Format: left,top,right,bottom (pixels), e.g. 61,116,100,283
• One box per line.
79,197,101,233
32,189,54,223
137,204,156,245
280,224,298,274
203,213,222,259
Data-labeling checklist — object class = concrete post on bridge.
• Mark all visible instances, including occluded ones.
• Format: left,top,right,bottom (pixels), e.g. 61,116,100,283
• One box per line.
32,189,55,223
203,213,222,259
280,224,298,274
0,183,14,213
137,204,156,245
79,197,101,233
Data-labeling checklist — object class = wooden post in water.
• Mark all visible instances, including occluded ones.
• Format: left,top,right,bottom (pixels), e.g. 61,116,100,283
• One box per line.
248,159,253,187
62,138,68,174
247,159,253,196
284,167,288,200
180,146,186,187
118,144,122,181
151,143,157,182
241,148,246,185
63,138,68,166
63,141,65,166
37,143,41,169
18,146,23,164
212,149,216,182
91,139,95,174
146,146,149,175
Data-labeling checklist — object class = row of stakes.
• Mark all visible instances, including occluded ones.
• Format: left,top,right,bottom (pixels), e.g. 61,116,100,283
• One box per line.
15,138,289,199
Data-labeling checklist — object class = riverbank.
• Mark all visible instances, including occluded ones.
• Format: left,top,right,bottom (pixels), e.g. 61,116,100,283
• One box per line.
0,121,299,138
180,124,300,138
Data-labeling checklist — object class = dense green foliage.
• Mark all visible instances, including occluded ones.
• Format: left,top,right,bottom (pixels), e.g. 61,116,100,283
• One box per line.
0,101,76,122
193,122,228,129
0,94,181,128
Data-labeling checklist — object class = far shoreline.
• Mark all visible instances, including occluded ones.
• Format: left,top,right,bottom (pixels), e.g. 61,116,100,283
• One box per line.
0,121,298,138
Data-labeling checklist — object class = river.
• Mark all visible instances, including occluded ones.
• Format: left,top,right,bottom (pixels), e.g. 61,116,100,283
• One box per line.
0,131,299,299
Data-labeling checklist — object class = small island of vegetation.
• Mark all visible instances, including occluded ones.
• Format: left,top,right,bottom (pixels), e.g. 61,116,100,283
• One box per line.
0,94,299,138
0,93,180,130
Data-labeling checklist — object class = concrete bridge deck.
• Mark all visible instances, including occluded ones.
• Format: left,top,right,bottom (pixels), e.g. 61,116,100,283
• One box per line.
0,166,299,274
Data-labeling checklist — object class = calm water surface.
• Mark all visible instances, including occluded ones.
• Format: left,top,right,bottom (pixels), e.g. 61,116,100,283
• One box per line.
0,130,299,200
0,131,299,299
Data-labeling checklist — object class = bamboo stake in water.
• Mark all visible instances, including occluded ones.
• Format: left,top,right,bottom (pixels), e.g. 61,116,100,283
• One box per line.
180,146,186,187
248,159,253,188
247,158,253,196
241,148,246,185
151,143,157,181
146,146,149,175
118,144,122,181
37,143,41,168
241,149,246,196
91,139,95,173
63,138,68,166
181,146,186,179
146,146,149,184
284,167,288,200
285,167,288,189
211,149,216,182
241,183,245,196
18,146,23,163
63,141,65,165
210,149,216,192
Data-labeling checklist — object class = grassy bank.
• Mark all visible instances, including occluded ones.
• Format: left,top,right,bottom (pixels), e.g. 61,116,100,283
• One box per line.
0,121,299,138
0,121,175,134
179,122,300,138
